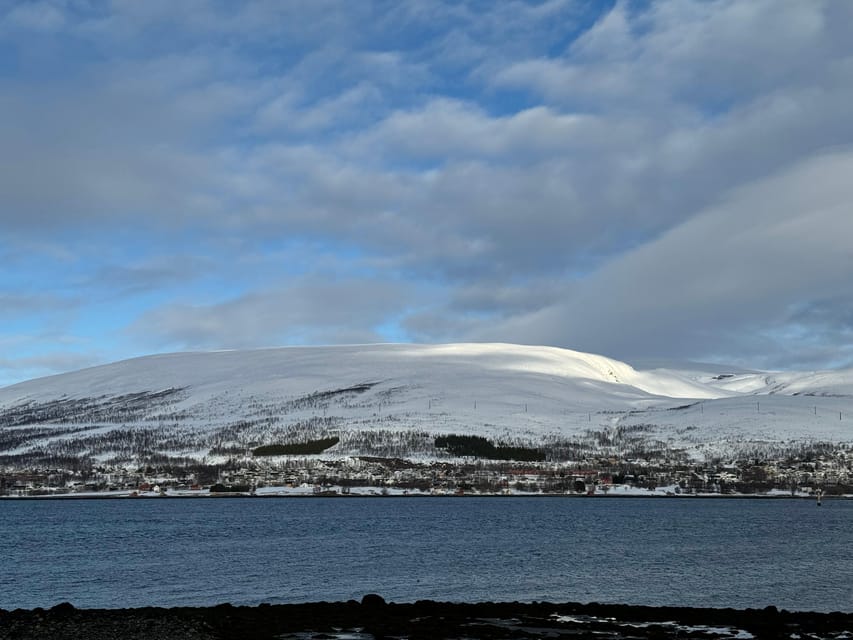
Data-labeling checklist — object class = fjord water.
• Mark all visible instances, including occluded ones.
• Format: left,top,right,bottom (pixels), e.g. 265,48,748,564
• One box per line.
3,497,851,612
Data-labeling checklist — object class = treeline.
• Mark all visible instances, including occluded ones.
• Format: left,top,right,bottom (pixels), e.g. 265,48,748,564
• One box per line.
435,434,545,462
253,437,340,456
0,389,185,427
0,425,95,451
246,382,378,419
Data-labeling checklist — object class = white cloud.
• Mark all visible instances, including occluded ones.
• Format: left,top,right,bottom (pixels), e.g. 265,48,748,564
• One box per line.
495,0,841,112
255,83,383,134
347,99,596,159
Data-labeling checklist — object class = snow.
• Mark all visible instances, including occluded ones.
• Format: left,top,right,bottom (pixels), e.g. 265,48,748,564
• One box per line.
0,343,724,405
1,343,852,462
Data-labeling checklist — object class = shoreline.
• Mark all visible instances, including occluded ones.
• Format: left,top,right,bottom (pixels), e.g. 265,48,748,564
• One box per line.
1,491,847,500
2,597,851,640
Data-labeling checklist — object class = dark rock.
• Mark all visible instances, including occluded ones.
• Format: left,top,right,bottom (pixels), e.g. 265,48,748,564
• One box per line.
360,594,386,607
2,600,853,640
49,603,75,616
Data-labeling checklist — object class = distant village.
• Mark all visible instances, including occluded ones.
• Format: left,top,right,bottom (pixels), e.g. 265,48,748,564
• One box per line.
2,447,851,498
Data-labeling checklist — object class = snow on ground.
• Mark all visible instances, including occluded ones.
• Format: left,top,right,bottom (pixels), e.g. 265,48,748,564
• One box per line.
1,343,852,461
0,343,723,407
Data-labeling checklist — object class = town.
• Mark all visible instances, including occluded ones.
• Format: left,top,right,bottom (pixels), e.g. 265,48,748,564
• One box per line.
2,446,851,498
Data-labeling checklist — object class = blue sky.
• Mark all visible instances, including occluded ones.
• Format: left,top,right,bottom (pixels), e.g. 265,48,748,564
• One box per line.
2,0,853,386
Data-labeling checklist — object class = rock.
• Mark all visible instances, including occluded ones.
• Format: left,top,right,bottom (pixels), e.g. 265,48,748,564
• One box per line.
360,594,386,607
49,603,75,616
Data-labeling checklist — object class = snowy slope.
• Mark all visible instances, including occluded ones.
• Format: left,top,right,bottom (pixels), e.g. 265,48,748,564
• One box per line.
0,343,725,404
1,343,852,464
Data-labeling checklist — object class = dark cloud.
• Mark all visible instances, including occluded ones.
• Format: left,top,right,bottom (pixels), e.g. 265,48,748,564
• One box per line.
470,151,853,368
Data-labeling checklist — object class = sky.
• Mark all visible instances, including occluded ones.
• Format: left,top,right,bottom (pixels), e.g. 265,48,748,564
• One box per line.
2,0,853,387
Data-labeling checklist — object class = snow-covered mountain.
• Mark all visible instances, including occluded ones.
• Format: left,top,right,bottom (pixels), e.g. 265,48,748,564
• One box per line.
1,343,852,466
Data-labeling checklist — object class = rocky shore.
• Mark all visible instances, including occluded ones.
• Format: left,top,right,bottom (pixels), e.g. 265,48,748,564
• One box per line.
2,595,851,639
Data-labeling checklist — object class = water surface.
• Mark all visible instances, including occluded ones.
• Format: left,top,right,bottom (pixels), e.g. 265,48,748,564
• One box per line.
2,497,850,611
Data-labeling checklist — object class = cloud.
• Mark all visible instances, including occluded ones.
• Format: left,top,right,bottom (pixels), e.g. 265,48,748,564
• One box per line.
494,0,841,110
79,257,209,299
2,1,65,32
0,293,79,317
0,77,228,231
471,151,853,367
254,83,383,134
0,352,99,377
347,99,599,160
1,0,853,382
0,332,104,388
127,276,417,350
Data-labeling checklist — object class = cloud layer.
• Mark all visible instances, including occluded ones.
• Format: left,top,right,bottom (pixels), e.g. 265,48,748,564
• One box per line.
1,0,852,385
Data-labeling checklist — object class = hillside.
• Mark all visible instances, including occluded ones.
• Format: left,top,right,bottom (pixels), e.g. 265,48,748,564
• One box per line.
1,343,852,469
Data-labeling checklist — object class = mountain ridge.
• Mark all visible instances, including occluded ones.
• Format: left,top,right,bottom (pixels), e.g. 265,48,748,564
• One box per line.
1,343,852,467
